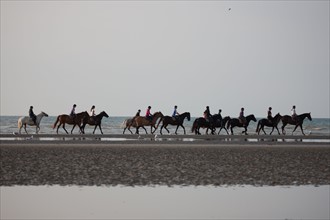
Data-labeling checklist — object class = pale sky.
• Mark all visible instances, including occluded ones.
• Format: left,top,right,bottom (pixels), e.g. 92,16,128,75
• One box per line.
1,1,329,118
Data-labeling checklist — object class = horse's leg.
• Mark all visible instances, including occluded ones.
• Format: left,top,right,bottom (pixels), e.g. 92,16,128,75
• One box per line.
292,124,299,135
62,124,69,134
99,125,103,135
181,125,186,135
127,126,133,134
281,123,287,135
275,126,281,135
142,126,148,134
243,126,248,135
165,125,170,134
93,125,97,134
261,125,267,135
56,123,61,134
24,124,28,134
160,125,164,135
230,126,234,135
300,125,305,136
269,127,274,135
71,124,76,134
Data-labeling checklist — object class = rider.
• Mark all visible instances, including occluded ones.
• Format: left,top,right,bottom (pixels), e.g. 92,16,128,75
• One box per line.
203,106,212,122
172,105,180,121
90,105,96,116
239,107,247,126
145,106,153,122
29,106,37,125
267,107,273,123
135,109,141,117
291,105,298,124
90,105,96,123
70,104,77,121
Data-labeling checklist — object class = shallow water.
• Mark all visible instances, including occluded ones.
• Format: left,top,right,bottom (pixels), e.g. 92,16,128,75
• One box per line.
1,116,329,136
1,185,329,219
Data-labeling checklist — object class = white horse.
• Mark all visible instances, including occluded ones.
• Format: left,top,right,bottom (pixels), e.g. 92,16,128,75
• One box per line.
18,112,49,134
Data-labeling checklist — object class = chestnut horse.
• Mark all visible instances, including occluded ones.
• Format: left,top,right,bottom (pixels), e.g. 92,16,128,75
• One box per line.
53,111,89,134
133,112,163,134
81,111,109,134
281,112,312,135
157,112,191,135
227,114,257,135
256,113,282,135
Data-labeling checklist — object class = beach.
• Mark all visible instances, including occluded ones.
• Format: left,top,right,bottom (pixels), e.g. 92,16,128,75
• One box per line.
1,135,329,187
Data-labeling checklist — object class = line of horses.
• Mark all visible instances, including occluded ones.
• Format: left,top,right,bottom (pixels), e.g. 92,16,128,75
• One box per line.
17,110,312,136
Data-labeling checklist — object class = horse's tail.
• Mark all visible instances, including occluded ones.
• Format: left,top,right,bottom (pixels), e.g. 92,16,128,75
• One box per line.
53,116,60,129
191,119,198,133
156,117,163,129
17,117,22,129
226,119,231,130
121,119,128,128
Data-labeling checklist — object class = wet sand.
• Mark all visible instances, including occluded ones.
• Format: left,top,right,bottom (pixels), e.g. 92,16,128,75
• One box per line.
1,138,329,186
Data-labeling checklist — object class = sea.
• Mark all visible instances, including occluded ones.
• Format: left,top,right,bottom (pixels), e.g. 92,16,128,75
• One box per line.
0,115,329,135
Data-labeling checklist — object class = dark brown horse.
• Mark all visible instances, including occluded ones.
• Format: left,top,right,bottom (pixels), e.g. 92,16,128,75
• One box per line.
256,113,282,135
53,111,89,134
216,116,231,135
227,114,257,135
157,112,191,135
191,114,221,135
81,111,109,134
133,112,164,134
281,112,312,135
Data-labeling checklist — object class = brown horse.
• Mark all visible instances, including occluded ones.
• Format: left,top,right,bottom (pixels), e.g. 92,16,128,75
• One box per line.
81,111,109,134
157,112,191,135
256,113,282,135
133,112,163,134
281,112,312,135
53,111,89,134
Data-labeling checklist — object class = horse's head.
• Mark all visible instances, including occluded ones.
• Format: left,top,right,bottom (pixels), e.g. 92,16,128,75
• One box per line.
274,113,282,122
154,112,164,118
307,112,312,121
41,112,49,117
186,112,191,121
247,114,257,122
101,111,109,118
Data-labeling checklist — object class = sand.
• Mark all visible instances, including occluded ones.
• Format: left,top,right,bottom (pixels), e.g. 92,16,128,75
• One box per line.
1,137,329,186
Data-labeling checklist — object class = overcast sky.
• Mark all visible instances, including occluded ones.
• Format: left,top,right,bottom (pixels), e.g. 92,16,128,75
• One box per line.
1,1,329,118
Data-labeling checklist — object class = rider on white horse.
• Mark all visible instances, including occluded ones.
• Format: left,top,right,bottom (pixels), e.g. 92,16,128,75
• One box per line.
29,106,37,125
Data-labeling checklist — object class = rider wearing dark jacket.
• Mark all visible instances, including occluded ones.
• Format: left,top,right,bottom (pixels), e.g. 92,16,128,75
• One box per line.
29,106,37,124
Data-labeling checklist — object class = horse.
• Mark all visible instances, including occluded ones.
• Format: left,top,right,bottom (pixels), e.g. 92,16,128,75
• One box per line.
18,111,49,134
191,114,220,135
227,114,257,135
256,113,282,135
81,111,109,134
281,113,312,135
122,118,138,134
157,112,191,135
216,116,231,135
133,112,164,134
53,111,89,134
